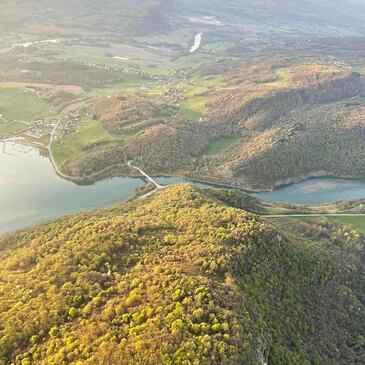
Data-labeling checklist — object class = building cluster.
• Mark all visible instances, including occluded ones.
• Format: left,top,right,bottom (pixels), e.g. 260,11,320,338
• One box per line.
162,87,184,105
58,111,86,134
24,119,55,139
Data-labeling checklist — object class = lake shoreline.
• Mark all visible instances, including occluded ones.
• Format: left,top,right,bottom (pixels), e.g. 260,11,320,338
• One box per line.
2,141,365,235
55,162,365,195
2,174,365,238
13,139,365,195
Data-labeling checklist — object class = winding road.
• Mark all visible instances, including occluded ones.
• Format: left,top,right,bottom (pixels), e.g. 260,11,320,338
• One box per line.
47,120,129,181
47,124,165,200
47,104,122,181
263,213,365,218
45,112,365,206
21,92,41,122
47,118,73,179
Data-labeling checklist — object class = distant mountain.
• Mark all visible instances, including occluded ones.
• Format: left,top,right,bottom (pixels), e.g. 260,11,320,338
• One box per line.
173,0,365,36
0,0,171,35
2,0,365,36
1,184,365,364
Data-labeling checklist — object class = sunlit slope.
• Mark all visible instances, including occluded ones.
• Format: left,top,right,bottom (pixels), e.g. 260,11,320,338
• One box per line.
1,185,365,364
201,63,365,189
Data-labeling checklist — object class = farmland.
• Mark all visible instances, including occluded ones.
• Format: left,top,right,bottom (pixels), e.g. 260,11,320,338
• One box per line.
0,84,53,121
0,0,364,190
2,2,365,364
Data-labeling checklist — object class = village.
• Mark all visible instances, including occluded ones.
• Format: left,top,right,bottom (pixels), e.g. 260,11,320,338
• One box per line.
0,103,89,153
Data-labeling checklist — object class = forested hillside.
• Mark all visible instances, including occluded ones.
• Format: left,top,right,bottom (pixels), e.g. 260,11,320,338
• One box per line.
1,185,365,365
3,1,365,189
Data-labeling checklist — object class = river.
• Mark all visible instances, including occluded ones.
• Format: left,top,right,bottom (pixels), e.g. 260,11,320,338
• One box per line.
190,33,203,53
1,142,365,235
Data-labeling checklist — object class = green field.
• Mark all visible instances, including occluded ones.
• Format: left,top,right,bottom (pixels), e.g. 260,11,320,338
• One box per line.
52,119,114,166
327,216,365,234
0,121,29,137
202,137,238,156
180,103,204,120
0,85,53,121
296,216,365,234
180,75,223,120
180,84,208,119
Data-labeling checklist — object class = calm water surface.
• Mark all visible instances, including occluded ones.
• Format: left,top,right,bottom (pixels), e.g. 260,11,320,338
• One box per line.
1,142,365,234
253,178,365,205
156,176,365,205
0,142,145,234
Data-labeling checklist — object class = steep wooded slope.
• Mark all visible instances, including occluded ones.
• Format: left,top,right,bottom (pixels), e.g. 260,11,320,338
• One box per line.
1,185,365,364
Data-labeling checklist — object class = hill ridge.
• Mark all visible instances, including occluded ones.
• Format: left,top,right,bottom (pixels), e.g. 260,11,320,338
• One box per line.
1,184,365,364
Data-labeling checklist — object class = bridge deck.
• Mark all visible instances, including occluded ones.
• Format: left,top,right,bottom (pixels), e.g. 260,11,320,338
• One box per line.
127,162,163,189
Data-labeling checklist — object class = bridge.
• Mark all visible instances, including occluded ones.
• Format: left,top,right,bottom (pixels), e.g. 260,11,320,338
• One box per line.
127,161,165,198
127,161,163,189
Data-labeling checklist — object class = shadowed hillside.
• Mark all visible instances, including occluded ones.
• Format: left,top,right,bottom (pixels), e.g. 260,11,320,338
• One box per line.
1,185,365,364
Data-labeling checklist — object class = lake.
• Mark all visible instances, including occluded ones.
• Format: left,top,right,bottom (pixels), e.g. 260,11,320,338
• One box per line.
252,178,365,205
156,176,365,205
0,142,146,234
1,141,365,234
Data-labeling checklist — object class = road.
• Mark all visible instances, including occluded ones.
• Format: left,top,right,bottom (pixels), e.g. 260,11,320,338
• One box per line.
21,92,41,122
47,118,128,181
47,125,165,197
127,161,163,189
263,213,365,218
127,161,166,198
47,118,73,179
